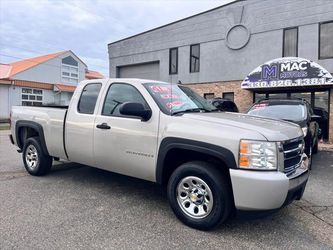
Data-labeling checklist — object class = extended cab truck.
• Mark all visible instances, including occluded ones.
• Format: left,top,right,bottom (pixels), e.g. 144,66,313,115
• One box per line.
10,79,309,230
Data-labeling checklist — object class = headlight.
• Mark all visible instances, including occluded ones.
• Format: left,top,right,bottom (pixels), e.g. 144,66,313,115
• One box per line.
301,126,308,137
239,140,277,170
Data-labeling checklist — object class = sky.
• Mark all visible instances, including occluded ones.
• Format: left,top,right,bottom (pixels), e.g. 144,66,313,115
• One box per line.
0,0,234,76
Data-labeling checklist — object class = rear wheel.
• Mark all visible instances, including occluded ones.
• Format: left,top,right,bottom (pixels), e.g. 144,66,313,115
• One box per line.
22,137,52,176
167,161,233,230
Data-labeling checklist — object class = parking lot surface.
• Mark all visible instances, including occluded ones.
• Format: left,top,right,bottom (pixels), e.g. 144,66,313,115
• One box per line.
0,130,332,249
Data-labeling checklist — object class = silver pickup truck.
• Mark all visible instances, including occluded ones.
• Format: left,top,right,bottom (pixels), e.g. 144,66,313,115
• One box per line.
10,78,309,230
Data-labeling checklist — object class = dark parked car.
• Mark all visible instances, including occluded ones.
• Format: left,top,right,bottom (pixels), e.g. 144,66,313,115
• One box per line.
210,98,239,112
247,98,319,168
313,107,328,140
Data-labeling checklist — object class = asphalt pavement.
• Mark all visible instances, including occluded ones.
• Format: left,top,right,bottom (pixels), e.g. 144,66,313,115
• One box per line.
0,130,332,249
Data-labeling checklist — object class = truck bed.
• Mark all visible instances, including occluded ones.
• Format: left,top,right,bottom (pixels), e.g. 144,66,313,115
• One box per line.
40,104,69,109
11,106,68,160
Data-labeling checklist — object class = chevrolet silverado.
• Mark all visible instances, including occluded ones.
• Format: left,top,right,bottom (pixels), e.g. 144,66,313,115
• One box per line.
10,78,309,230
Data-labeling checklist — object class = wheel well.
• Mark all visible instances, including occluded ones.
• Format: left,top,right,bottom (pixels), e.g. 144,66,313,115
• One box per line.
18,126,39,148
160,148,231,186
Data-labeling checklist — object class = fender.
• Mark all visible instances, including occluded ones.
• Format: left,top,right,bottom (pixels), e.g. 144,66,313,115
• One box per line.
156,137,237,185
15,120,50,156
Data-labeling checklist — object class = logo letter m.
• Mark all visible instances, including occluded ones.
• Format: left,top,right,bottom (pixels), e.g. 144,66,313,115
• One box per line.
262,64,278,79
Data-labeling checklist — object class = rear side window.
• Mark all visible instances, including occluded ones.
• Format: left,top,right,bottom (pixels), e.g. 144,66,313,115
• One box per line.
78,83,102,114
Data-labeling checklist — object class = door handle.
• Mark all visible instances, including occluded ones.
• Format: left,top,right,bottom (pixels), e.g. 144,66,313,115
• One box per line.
96,123,111,130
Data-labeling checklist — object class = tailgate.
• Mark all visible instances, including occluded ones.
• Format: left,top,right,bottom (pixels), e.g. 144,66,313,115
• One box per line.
12,106,68,159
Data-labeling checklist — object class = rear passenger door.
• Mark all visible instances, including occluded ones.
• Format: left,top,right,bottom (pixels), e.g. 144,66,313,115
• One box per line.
65,82,103,166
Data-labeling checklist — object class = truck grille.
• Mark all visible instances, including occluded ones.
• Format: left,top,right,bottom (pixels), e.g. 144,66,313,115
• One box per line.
283,138,304,176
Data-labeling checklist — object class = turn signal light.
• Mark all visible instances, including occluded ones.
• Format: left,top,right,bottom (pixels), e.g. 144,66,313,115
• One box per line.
239,156,249,167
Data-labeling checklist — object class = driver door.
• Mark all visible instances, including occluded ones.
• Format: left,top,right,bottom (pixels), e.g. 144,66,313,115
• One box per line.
93,82,159,181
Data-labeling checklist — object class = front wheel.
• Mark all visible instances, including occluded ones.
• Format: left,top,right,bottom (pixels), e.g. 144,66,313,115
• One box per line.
22,137,53,176
167,161,233,230
307,143,313,170
313,138,319,154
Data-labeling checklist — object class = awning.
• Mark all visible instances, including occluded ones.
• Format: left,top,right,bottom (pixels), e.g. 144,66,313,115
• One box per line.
54,83,76,92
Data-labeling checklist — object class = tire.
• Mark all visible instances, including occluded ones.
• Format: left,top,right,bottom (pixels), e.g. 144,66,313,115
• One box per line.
167,161,233,230
307,143,313,170
313,138,318,154
22,137,52,176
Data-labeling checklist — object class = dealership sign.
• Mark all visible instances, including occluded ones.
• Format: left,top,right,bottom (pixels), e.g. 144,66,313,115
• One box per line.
241,57,333,89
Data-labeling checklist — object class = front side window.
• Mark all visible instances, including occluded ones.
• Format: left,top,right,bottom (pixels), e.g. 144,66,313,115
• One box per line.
77,83,102,114
144,83,217,115
190,44,200,73
319,21,333,59
283,27,298,57
21,88,43,106
169,48,178,74
102,83,149,116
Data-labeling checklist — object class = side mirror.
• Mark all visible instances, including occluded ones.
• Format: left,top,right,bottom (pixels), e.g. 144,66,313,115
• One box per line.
119,102,152,121
311,114,321,122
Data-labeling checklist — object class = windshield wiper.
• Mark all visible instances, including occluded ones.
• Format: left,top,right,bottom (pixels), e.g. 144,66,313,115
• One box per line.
171,108,210,116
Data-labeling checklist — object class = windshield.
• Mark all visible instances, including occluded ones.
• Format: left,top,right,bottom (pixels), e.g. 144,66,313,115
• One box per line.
143,83,217,115
247,103,306,121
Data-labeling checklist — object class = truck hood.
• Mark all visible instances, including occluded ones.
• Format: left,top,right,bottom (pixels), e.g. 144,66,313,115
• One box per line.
182,112,303,141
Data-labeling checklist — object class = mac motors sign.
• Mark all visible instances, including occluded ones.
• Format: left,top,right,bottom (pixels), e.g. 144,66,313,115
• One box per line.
241,57,333,89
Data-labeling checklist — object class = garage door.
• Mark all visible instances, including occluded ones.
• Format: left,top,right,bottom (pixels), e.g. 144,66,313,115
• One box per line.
117,62,160,80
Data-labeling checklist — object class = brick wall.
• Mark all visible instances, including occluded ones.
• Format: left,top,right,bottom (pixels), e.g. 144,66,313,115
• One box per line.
187,80,253,112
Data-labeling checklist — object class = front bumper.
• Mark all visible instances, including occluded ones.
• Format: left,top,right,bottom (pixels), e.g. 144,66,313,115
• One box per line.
229,154,309,210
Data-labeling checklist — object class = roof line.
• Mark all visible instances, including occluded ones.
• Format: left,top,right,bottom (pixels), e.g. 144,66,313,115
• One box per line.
9,51,68,77
8,50,90,78
108,0,242,46
68,50,88,67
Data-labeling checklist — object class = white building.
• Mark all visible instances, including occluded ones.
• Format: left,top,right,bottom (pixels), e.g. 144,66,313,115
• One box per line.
0,50,103,121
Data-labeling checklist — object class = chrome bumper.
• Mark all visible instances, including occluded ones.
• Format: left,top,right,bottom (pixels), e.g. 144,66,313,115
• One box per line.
229,154,309,211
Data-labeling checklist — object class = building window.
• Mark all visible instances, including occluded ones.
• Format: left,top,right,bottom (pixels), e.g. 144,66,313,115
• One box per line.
223,92,234,102
254,93,267,103
61,56,79,84
21,88,43,106
169,48,178,74
283,27,298,57
319,21,333,59
62,56,78,66
203,93,215,99
190,44,200,73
